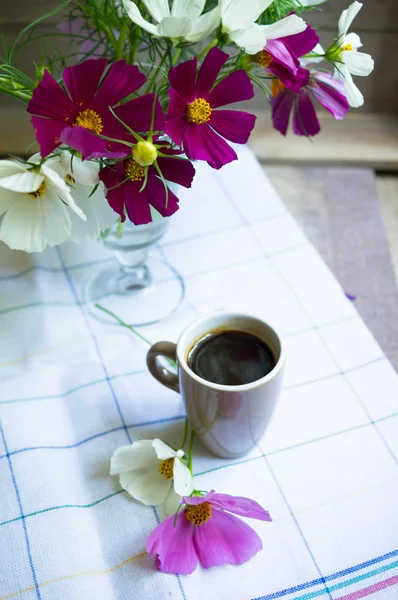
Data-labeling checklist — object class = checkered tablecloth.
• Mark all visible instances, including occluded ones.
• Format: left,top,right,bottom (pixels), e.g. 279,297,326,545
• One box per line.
1,146,398,600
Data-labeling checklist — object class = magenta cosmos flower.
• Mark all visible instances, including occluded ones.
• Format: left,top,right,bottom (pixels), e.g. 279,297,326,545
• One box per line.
255,24,320,93
271,70,349,137
165,47,256,170
28,58,162,159
100,143,195,225
146,490,272,574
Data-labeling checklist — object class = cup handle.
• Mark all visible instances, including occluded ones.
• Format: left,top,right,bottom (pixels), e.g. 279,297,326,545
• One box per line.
146,342,180,393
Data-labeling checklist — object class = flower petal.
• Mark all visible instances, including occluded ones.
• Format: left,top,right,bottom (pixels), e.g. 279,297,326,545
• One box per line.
156,155,195,188
110,441,159,475
293,90,320,136
211,493,272,521
152,439,183,460
338,1,363,36
221,0,273,32
183,490,215,505
143,175,180,217
266,39,299,75
195,47,229,98
0,189,23,215
120,467,171,505
125,182,153,225
0,192,71,253
208,70,254,108
171,0,205,19
143,0,170,21
114,94,164,134
60,151,99,186
343,50,374,77
31,116,67,157
92,61,146,110
336,64,364,108
59,126,109,160
210,109,256,144
63,58,107,106
146,512,198,575
41,163,86,220
183,123,237,169
168,58,197,104
122,0,160,35
343,32,363,50
164,487,182,516
173,458,194,497
185,7,220,43
193,509,263,568
27,70,76,121
66,182,117,243
310,72,349,120
271,89,294,135
158,16,192,37
0,161,44,193
261,14,307,41
283,24,320,58
230,24,268,55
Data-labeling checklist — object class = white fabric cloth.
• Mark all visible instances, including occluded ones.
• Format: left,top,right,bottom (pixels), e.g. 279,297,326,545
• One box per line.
1,146,398,600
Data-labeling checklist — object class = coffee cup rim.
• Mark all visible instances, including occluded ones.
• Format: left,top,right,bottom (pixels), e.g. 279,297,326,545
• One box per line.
176,312,285,392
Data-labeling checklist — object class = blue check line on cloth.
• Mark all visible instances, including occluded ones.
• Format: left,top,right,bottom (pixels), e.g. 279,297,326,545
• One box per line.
260,449,333,600
3,412,398,530
0,421,42,600
0,211,289,283
54,247,187,600
0,241,310,318
251,550,398,600
218,173,398,467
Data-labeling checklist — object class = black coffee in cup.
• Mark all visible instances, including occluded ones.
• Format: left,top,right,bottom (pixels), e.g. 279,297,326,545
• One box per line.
188,330,276,386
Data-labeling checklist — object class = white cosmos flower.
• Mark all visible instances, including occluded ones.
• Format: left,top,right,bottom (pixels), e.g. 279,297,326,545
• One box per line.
110,439,194,515
122,0,220,43
0,155,86,253
333,1,374,108
54,151,117,243
220,0,307,54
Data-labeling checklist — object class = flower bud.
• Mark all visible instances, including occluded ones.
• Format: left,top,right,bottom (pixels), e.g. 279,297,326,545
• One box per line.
132,141,158,166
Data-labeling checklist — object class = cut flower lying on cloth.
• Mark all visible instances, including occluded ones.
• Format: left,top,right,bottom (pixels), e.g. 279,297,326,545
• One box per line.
111,432,272,574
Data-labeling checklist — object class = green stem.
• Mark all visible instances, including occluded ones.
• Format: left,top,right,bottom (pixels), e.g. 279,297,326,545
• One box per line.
188,429,195,474
129,27,142,64
172,47,182,65
181,418,189,450
146,51,169,94
197,39,217,61
116,219,125,238
95,304,153,346
116,23,128,60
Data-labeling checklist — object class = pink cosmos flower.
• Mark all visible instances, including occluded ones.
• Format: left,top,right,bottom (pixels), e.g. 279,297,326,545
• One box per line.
100,143,195,225
28,58,162,160
255,24,320,93
165,47,256,170
146,490,272,574
271,70,349,137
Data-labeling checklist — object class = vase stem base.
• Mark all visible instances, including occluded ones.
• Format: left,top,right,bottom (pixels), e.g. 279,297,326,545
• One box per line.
84,257,185,327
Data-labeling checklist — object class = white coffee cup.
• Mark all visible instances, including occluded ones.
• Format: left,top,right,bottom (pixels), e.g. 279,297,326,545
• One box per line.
147,313,285,458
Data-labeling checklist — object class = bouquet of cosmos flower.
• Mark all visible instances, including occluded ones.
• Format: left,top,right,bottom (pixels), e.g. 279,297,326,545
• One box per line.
0,0,373,254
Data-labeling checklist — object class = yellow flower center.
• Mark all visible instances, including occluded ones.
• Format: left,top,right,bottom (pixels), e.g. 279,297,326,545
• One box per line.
124,158,146,182
158,458,174,480
185,502,212,526
65,174,76,184
341,43,354,52
256,50,272,68
186,98,212,125
28,181,47,198
74,109,104,134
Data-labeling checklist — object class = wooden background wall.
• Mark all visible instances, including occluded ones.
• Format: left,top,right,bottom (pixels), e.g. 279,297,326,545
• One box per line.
0,0,397,114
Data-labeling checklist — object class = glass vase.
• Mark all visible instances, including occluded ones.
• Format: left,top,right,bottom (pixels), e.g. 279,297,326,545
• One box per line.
84,217,184,327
